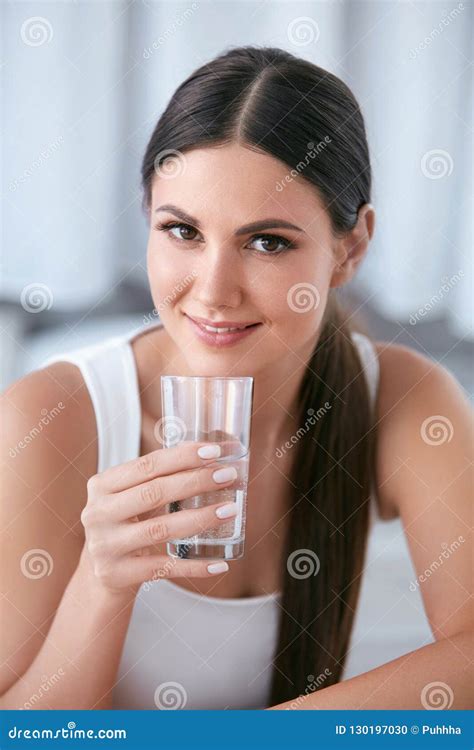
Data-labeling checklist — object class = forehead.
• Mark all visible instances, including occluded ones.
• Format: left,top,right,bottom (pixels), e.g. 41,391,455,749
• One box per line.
150,143,329,230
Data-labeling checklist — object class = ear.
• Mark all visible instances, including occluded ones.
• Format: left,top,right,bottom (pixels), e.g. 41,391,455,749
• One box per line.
330,203,375,288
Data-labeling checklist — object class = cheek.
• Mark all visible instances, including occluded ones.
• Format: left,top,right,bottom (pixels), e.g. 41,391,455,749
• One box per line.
266,260,331,333
147,246,192,301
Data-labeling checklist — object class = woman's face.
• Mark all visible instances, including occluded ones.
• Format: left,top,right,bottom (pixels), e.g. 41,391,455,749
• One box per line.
146,143,346,378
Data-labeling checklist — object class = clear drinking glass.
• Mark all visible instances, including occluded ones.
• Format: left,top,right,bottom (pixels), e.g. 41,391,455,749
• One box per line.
160,375,254,561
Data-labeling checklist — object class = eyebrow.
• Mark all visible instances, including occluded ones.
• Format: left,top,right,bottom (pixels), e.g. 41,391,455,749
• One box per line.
154,203,305,235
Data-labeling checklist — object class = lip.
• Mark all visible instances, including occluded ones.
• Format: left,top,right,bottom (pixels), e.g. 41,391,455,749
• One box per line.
185,313,261,328
184,313,262,347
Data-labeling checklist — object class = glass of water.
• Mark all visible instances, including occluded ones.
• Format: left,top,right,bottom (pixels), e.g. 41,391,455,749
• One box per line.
160,375,254,561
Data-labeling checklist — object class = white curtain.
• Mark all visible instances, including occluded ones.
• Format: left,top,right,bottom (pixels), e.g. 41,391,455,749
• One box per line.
2,0,472,336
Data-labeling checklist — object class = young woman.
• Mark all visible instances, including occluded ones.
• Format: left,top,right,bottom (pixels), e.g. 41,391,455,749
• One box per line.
1,46,472,711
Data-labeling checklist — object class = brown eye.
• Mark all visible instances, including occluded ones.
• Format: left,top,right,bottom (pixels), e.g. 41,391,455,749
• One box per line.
174,224,197,240
248,234,294,254
155,221,200,243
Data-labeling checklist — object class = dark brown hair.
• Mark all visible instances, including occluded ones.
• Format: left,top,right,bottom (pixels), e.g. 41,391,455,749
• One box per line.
141,46,376,706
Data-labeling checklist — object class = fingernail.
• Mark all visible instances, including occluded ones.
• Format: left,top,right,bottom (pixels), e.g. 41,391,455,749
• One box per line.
198,444,222,459
215,502,239,519
212,466,238,484
207,561,229,575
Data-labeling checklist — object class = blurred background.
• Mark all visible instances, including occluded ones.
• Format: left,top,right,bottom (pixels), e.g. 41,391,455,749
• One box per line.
1,0,473,397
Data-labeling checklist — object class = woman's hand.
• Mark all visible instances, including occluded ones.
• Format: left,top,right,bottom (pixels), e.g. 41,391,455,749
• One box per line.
79,441,240,597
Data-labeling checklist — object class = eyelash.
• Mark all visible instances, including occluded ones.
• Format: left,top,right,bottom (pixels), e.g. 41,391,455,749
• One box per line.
153,221,297,255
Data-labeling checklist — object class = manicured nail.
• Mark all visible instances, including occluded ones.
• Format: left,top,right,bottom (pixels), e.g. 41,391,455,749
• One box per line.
198,444,222,459
215,502,239,519
207,561,229,575
212,466,238,484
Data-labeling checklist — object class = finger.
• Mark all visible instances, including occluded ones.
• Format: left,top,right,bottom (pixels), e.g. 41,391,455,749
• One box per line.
109,501,239,557
91,438,243,494
105,462,242,522
115,553,231,588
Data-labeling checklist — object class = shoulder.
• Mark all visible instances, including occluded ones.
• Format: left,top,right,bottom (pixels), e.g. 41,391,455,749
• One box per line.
372,341,473,639
0,362,97,532
372,340,473,518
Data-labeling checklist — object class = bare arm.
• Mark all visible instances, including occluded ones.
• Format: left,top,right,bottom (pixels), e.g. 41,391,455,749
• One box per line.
1,550,137,710
0,366,135,709
269,631,473,709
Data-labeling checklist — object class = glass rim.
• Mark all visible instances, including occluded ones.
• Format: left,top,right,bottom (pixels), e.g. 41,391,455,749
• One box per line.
161,375,253,382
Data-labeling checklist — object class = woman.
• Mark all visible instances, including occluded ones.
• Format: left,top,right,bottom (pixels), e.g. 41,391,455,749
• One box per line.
1,46,472,711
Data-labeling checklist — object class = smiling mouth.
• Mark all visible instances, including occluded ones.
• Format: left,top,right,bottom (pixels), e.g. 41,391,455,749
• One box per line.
184,313,262,345
196,322,260,333
184,313,261,333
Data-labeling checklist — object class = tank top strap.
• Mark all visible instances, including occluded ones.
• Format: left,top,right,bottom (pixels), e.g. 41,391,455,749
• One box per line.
350,331,380,414
40,330,142,474
350,331,381,524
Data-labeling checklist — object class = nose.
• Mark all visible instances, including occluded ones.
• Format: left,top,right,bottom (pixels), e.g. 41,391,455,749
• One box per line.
191,247,243,310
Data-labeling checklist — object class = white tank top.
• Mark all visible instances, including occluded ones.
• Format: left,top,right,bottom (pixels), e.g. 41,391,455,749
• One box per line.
41,319,434,709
